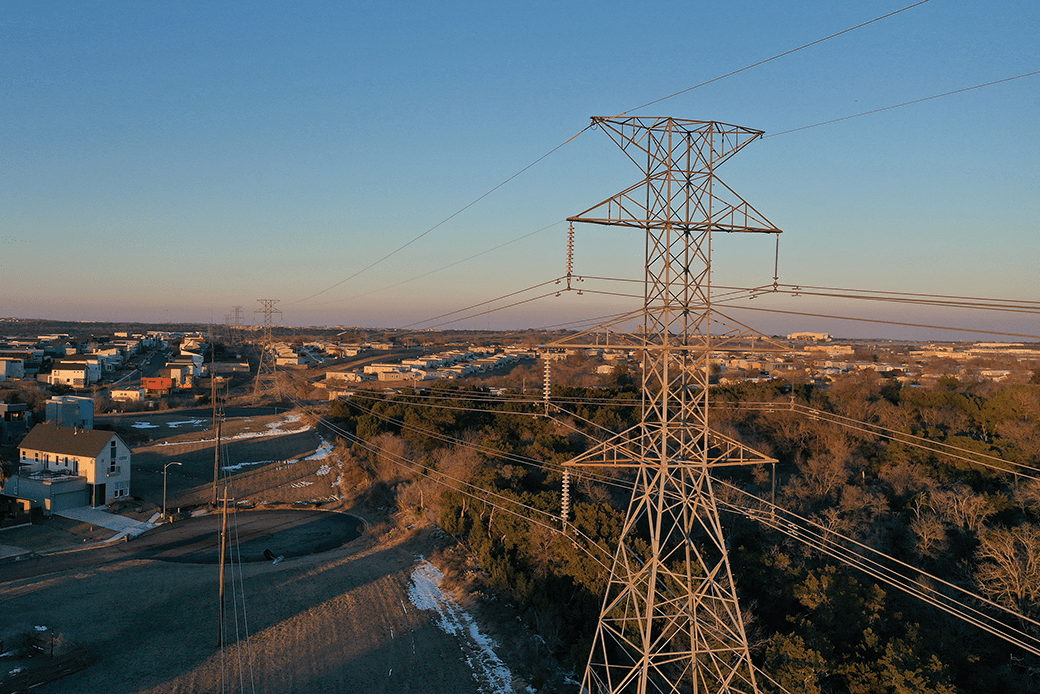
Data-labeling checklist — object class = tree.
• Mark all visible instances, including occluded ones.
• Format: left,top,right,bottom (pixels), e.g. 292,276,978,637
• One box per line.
975,524,1040,616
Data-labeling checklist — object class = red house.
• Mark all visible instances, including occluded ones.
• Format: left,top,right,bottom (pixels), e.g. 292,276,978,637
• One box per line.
142,377,173,395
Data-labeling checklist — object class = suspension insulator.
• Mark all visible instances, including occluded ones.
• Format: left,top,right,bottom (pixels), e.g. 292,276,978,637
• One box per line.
542,352,552,414
561,468,571,529
566,223,574,290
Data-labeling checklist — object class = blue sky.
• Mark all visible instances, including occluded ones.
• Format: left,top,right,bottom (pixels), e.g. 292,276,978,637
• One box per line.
2,1,1037,340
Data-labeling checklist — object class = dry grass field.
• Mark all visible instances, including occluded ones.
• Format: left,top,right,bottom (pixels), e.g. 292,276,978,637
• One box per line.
2,523,521,693
1,407,546,693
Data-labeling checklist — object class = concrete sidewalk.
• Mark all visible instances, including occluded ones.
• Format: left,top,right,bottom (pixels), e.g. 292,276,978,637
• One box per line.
56,506,159,541
0,543,31,560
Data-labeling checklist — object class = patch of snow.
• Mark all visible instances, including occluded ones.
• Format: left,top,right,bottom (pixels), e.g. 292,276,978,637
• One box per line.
131,422,159,429
408,560,513,694
266,413,301,431
146,413,312,447
302,436,334,461
315,464,331,477
167,418,208,428
222,459,278,472
34,625,48,632
290,480,314,488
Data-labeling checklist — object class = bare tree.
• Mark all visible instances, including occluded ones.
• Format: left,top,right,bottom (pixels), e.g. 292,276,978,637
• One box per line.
910,512,949,559
975,524,1040,616
930,485,993,534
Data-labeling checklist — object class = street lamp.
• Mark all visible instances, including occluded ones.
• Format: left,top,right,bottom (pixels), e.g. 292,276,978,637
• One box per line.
163,461,182,521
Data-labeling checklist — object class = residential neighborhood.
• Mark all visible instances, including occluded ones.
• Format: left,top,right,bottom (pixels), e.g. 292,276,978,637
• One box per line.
3,321,1039,521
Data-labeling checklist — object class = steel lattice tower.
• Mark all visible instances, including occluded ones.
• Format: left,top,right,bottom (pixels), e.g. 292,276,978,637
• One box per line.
253,298,281,399
561,116,782,694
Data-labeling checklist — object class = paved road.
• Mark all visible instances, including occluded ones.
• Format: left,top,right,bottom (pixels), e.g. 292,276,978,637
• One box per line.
0,510,362,583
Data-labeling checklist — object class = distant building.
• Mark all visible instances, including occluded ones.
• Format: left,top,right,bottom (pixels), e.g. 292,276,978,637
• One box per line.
0,402,29,445
787,332,831,341
143,377,174,395
0,357,25,381
46,362,88,389
46,395,94,429
110,386,146,402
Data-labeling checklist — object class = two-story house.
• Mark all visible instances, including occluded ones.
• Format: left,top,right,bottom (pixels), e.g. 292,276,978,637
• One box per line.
1,423,132,513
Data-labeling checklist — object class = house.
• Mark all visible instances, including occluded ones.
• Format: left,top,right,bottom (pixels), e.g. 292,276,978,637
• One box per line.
46,362,88,389
0,402,29,445
2,423,132,513
161,363,193,388
110,386,146,402
57,357,103,384
143,376,174,395
0,357,25,381
46,395,94,429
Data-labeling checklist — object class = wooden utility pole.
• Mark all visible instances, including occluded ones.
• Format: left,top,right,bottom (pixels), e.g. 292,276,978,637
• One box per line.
217,486,229,648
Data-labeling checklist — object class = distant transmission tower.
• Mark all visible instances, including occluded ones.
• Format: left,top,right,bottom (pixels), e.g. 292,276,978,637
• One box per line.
558,117,782,694
253,299,281,399
230,305,245,345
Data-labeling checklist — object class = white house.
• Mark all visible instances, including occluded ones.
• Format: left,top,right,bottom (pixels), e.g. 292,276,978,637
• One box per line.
2,423,132,513
47,362,88,388
110,386,146,402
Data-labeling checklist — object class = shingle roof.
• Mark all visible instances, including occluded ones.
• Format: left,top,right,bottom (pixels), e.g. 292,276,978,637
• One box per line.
19,423,119,457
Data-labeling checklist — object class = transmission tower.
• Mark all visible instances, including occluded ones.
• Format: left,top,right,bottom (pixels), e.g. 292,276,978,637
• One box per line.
230,305,245,345
253,299,281,399
558,116,782,694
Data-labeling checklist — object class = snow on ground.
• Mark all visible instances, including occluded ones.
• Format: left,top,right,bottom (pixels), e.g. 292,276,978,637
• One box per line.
221,459,279,472
166,418,208,429
408,560,515,694
303,436,334,461
150,412,313,448
221,434,334,475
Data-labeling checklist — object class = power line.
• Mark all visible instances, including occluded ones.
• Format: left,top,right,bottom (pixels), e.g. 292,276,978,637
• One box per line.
306,221,565,308
619,0,935,115
289,2,936,311
400,278,566,330
716,480,1040,657
315,385,1040,659
289,135,592,307
721,302,1040,340
766,69,1040,138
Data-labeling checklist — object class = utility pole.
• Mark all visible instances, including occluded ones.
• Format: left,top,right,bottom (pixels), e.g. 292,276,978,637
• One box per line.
558,117,782,694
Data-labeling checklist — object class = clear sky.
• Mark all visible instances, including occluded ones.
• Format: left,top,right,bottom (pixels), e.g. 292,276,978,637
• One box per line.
2,1,1038,340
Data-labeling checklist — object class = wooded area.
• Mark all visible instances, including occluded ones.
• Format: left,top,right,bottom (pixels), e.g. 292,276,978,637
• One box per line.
325,370,1040,693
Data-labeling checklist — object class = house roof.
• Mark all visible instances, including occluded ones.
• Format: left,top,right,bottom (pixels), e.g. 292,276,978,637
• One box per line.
19,423,119,457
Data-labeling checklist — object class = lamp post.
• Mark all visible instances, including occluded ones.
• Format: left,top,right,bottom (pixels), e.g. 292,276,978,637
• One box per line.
163,461,182,521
